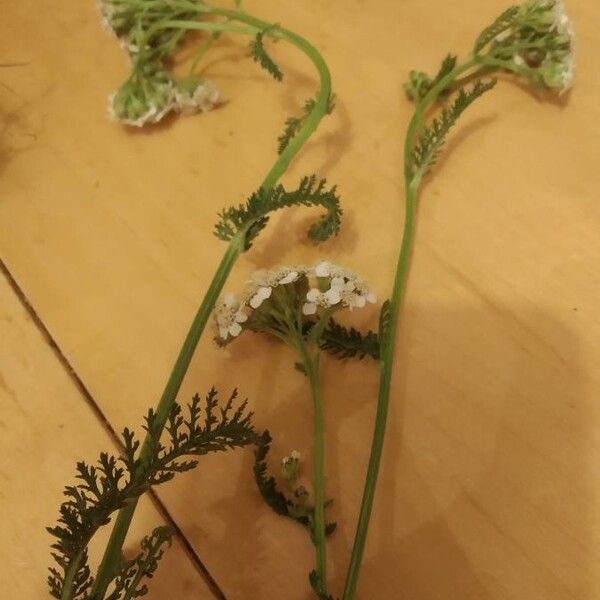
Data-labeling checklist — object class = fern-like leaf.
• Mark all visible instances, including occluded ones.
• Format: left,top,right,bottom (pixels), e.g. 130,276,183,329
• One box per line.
320,319,380,361
250,28,283,81
253,432,337,538
277,94,335,154
277,97,316,154
253,431,310,527
214,175,342,249
411,79,497,175
474,5,519,52
105,527,173,600
404,55,456,102
48,389,258,600
431,54,457,90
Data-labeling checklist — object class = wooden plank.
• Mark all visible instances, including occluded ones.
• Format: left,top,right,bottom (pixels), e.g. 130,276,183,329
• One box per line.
0,271,217,598
1,0,600,598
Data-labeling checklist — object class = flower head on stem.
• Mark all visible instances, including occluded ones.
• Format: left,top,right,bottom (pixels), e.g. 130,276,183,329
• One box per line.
481,0,576,92
215,260,376,598
281,450,301,482
212,261,376,346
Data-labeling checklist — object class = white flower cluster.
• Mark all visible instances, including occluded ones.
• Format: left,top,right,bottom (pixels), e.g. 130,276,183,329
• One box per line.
302,261,377,315
510,0,575,92
175,83,221,116
548,0,575,90
246,267,302,308
97,0,221,126
213,261,377,342
98,2,143,51
213,292,248,340
552,0,573,36
109,80,221,127
281,450,301,481
282,450,301,465
97,0,117,36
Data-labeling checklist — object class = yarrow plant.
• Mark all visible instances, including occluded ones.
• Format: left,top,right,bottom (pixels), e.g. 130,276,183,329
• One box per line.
213,261,377,596
213,261,377,343
48,1,344,599
98,0,224,125
47,0,574,599
344,2,575,599
405,0,575,103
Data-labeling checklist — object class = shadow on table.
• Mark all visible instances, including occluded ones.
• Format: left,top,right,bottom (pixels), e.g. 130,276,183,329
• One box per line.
178,301,592,600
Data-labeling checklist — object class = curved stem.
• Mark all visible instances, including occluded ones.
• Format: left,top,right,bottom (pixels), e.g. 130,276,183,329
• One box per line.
403,57,476,179
206,7,332,189
88,6,332,599
342,56,478,600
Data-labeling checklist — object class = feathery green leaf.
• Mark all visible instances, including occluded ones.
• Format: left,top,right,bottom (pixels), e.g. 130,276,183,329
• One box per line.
278,97,316,154
48,389,258,600
277,94,335,154
321,319,380,361
250,28,283,81
253,432,337,538
214,175,342,249
253,431,311,527
474,5,519,52
105,527,173,600
411,79,497,174
431,54,457,89
404,55,456,102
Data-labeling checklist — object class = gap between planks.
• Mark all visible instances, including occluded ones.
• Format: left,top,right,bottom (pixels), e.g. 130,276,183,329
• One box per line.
0,257,230,600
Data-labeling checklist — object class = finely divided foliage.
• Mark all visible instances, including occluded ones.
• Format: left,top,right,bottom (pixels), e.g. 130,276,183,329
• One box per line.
431,54,458,90
48,390,258,600
474,5,520,52
411,79,497,175
214,175,342,248
278,97,317,154
321,320,380,361
278,94,335,154
105,527,173,600
253,432,310,526
250,28,284,81
253,433,338,536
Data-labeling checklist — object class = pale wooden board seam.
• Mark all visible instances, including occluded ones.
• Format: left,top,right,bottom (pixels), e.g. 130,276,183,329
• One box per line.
0,257,230,600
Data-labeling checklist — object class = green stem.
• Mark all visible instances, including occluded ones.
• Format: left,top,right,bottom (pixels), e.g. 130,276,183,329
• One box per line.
159,19,259,35
206,7,332,189
342,57,477,600
300,344,327,596
340,184,417,600
60,550,86,600
187,30,221,78
90,238,242,599
88,6,332,599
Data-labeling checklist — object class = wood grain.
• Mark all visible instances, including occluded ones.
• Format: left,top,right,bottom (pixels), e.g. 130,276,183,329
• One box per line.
0,271,218,598
1,0,599,598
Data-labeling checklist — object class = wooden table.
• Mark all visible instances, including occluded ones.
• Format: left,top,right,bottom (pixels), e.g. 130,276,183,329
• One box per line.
2,1,599,598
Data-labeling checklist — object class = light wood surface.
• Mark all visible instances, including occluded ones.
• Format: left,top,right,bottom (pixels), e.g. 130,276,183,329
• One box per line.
2,0,600,598
0,272,215,598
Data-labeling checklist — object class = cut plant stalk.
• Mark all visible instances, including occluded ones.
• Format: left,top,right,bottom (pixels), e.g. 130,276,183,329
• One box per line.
343,1,576,595
88,6,333,599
